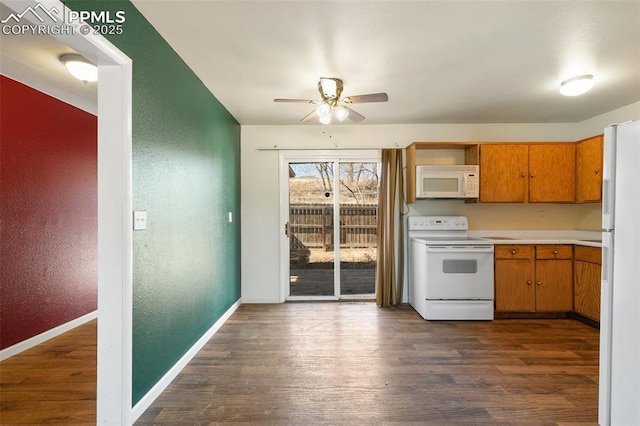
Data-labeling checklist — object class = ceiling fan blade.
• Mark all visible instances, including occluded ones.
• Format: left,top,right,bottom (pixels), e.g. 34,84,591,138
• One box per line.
345,106,365,122
343,93,388,104
301,110,317,122
274,98,318,104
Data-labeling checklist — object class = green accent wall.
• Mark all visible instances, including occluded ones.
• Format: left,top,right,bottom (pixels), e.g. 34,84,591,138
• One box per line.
65,1,241,405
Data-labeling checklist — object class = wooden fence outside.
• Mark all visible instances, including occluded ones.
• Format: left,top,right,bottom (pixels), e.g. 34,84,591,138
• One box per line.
289,204,378,251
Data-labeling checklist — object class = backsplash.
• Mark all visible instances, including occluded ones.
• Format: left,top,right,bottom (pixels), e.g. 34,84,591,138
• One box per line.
407,200,601,231
575,203,602,231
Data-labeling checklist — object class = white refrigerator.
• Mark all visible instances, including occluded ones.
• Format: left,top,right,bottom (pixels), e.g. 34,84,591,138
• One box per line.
599,120,640,425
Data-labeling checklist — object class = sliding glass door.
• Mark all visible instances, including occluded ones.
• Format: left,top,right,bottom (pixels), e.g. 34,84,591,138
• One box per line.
288,162,336,297
338,162,379,297
282,152,380,300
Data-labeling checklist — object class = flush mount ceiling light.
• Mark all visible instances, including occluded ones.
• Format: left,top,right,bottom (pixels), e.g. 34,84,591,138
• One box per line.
60,54,98,83
560,74,594,96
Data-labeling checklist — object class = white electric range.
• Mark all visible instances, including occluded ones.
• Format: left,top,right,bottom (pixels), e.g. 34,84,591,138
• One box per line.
408,216,494,320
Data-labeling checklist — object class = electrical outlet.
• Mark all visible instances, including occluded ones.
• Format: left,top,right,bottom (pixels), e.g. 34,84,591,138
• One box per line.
539,210,545,220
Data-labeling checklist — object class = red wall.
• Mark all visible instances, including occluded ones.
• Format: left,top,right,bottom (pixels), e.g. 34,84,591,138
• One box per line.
0,75,97,350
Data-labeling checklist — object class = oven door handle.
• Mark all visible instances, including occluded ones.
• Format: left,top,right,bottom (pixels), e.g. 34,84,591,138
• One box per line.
426,247,494,253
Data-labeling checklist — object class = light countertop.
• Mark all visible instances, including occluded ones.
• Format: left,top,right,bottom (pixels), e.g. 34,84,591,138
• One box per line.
468,230,602,248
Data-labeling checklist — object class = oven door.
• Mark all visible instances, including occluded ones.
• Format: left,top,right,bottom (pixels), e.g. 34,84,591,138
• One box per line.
425,246,494,299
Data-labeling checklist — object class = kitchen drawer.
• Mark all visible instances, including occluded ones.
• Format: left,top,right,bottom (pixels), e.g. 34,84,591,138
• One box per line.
536,245,573,259
574,246,601,264
495,245,533,259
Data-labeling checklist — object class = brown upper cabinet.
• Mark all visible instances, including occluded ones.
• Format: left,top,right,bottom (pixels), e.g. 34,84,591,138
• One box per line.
406,138,601,204
575,135,604,203
479,143,576,203
478,144,529,202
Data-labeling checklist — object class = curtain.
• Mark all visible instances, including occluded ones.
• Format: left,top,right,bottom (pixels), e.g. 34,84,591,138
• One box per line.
375,149,404,307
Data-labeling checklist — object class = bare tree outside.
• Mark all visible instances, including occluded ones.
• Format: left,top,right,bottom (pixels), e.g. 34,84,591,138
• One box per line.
339,162,379,205
290,162,379,205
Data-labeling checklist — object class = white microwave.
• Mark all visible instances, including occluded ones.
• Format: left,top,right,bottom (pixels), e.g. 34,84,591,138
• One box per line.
416,165,480,199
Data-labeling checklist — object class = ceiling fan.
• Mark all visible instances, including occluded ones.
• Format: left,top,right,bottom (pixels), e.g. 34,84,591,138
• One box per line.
274,77,388,124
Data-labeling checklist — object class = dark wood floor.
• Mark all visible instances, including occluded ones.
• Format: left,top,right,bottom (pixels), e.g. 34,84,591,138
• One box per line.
136,303,599,425
0,305,599,425
0,319,96,425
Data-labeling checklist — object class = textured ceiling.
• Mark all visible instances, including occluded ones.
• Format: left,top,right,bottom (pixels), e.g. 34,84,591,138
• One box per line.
131,0,640,125
2,1,639,125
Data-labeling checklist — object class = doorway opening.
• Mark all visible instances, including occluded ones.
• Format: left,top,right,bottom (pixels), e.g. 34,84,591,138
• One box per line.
0,0,132,421
281,151,380,300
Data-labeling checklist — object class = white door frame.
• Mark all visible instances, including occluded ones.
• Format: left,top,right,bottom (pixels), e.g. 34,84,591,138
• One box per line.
96,59,133,425
2,1,134,423
279,150,380,302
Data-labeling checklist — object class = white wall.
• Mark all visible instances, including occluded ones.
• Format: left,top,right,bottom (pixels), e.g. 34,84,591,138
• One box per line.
241,105,640,303
577,101,640,140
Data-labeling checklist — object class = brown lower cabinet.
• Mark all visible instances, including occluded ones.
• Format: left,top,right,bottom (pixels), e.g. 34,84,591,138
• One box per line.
574,246,602,321
495,244,573,312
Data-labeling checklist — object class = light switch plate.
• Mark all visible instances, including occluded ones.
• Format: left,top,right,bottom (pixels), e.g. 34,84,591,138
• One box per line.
133,210,147,230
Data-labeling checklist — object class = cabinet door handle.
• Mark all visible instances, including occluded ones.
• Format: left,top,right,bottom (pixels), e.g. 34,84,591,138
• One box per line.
536,281,542,286
553,250,558,254
527,280,532,286
521,172,526,178
595,169,600,174
530,173,535,178
511,249,516,254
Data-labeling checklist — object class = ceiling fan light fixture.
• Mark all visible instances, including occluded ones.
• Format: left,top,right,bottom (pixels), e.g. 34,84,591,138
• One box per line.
60,54,98,83
334,105,348,121
560,74,594,96
316,103,331,118
319,114,332,125
319,77,338,98
274,77,386,124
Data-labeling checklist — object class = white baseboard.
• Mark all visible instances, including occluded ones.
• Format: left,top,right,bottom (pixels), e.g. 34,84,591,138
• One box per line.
0,310,98,361
131,298,242,423
241,297,281,303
